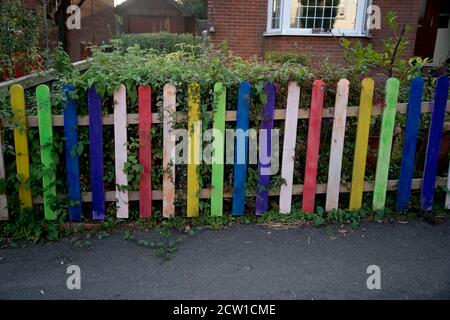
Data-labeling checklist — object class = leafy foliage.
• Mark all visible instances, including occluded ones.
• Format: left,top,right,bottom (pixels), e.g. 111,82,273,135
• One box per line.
265,50,311,66
178,0,207,19
112,32,202,55
0,0,43,80
340,11,432,102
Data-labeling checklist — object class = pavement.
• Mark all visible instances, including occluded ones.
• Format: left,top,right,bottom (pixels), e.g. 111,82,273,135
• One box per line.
0,219,449,300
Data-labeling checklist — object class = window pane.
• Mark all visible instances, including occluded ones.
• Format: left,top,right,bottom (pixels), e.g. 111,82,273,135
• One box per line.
271,0,282,29
323,18,332,30
290,0,359,30
333,0,358,30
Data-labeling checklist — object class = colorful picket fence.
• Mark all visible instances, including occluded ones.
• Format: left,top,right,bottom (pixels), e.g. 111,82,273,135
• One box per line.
0,76,449,221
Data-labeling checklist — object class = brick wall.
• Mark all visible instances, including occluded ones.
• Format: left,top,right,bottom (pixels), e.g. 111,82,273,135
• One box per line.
208,0,421,63
22,0,115,62
118,0,197,34
127,15,186,33
208,0,267,57
66,0,115,61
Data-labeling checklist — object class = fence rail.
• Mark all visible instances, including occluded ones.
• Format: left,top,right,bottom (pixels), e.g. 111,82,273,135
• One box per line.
0,75,449,221
0,60,89,91
29,177,448,204
1,102,450,128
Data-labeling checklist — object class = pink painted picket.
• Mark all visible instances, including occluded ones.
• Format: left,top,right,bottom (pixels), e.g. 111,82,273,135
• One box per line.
114,85,129,219
163,83,176,218
325,79,350,212
279,82,300,214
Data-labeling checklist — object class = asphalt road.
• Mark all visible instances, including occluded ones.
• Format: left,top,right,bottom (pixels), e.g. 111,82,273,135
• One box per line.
0,219,449,300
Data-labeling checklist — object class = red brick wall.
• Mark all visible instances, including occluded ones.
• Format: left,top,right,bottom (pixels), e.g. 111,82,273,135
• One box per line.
208,0,267,57
66,0,115,61
118,0,196,34
127,15,186,33
370,0,420,58
208,0,421,63
23,0,115,61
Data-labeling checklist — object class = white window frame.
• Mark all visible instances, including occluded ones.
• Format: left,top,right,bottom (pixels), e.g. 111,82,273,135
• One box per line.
265,0,372,37
267,0,284,33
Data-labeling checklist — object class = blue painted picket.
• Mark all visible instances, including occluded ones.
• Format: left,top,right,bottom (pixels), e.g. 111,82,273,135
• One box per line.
88,87,105,220
63,85,82,221
232,81,251,216
396,77,424,211
255,82,275,215
421,76,450,211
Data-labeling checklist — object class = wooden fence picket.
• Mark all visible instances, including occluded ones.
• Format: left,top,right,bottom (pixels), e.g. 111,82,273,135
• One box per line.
36,85,57,220
88,87,105,220
372,78,400,211
421,76,449,210
349,78,375,211
256,82,276,215
302,80,326,213
163,83,176,218
10,84,32,209
187,82,201,218
279,82,300,214
0,124,7,220
114,85,129,219
396,77,424,211
325,79,350,212
63,85,82,221
232,81,251,216
211,82,226,217
138,85,152,218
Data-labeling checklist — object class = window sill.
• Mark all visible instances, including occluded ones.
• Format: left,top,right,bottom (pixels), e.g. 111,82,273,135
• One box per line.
263,31,372,38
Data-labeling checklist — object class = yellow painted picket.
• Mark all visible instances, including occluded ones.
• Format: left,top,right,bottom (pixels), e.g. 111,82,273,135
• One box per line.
10,84,32,209
187,82,201,217
349,78,375,211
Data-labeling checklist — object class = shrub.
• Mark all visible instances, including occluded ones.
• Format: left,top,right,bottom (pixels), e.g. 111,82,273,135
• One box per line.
113,32,202,55
179,0,207,19
264,50,311,66
340,11,432,102
0,0,44,80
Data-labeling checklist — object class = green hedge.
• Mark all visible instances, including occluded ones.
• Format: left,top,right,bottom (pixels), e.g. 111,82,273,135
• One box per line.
113,32,202,54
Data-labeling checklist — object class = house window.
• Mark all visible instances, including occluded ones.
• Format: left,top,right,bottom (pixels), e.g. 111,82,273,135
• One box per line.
266,0,371,36
270,0,283,30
